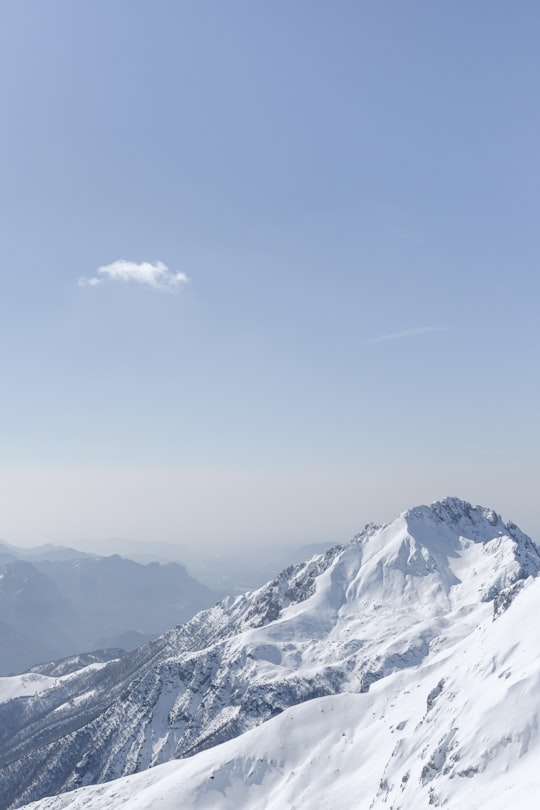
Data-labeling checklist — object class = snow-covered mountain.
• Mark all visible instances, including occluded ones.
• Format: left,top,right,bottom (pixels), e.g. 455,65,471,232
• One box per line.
2,498,540,809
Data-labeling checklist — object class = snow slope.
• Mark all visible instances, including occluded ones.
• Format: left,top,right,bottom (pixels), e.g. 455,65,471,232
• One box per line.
3,498,540,809
21,570,540,809
0,674,56,704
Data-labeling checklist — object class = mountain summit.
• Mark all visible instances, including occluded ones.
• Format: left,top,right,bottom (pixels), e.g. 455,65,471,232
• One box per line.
2,498,540,809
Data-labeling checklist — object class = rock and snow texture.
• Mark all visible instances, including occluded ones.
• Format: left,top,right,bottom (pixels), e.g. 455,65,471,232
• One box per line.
2,497,540,809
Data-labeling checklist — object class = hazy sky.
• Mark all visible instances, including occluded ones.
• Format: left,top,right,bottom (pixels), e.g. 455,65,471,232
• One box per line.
1,1,539,553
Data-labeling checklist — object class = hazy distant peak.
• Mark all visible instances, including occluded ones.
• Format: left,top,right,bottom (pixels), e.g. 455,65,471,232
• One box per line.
0,540,94,562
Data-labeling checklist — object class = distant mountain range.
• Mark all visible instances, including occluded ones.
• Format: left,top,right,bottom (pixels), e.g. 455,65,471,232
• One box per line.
2,498,540,808
66,535,337,592
0,541,219,675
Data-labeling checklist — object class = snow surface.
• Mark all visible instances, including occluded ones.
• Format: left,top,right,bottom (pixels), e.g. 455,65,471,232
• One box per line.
20,572,540,810
0,673,56,703
9,497,540,809
0,661,112,705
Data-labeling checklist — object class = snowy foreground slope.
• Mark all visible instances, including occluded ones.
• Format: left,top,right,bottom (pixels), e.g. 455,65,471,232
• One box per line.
4,498,540,809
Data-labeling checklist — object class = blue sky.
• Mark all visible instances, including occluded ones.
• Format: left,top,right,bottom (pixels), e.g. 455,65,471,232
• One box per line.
1,1,539,551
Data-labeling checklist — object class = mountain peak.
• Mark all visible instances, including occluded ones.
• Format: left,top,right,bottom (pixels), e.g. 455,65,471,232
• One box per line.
403,495,537,558
405,496,504,532
384,497,540,611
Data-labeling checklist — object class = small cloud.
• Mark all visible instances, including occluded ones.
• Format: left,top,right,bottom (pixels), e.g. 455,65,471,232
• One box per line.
366,327,445,344
77,276,102,287
78,260,189,291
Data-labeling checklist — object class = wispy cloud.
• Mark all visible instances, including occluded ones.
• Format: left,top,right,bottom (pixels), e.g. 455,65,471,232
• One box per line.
78,260,189,291
366,326,445,344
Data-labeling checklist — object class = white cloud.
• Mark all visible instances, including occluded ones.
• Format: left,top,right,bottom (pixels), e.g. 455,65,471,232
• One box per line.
366,327,445,344
77,276,102,288
78,260,189,291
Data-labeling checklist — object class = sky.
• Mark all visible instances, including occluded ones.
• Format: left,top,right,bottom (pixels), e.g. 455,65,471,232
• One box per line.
1,1,539,556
